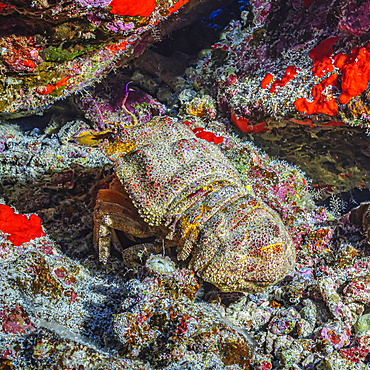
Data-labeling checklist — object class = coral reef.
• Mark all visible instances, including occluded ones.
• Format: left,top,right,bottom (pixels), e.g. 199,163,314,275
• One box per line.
191,0,370,132
0,0,369,368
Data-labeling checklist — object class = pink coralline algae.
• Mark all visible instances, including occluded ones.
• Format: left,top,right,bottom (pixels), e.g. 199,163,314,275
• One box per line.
315,321,351,349
340,346,370,364
106,20,135,33
268,308,300,335
0,305,35,335
0,36,43,73
251,0,273,28
343,276,370,305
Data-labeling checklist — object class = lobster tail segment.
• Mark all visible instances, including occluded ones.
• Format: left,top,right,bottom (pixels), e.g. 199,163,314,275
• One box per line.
191,196,295,293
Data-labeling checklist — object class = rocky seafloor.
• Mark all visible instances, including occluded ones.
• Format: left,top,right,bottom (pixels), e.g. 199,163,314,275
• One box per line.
1,0,370,369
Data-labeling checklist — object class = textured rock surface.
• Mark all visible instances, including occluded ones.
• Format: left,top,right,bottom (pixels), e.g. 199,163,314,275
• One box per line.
0,208,252,369
0,1,369,368
0,0,229,116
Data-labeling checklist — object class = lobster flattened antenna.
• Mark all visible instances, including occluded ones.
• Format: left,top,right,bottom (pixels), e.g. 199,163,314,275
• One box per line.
122,81,139,126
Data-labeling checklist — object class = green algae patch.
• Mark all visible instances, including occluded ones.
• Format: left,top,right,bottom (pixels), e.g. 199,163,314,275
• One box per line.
40,44,92,62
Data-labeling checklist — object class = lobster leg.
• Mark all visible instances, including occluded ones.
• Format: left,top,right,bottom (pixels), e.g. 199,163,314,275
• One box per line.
94,188,156,264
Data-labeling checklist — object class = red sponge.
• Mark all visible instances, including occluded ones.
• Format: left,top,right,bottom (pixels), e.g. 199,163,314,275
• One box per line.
0,204,45,246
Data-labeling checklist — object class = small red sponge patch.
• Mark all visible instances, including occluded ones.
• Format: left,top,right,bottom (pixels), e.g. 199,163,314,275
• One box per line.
109,0,156,17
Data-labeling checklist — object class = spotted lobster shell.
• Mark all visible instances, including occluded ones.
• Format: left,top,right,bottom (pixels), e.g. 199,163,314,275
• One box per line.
78,115,295,293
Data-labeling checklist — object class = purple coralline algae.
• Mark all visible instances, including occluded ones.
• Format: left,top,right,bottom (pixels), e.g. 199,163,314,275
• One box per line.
78,81,167,128
339,2,370,37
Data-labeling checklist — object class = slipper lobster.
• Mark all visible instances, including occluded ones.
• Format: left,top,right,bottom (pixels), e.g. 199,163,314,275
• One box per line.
75,87,295,293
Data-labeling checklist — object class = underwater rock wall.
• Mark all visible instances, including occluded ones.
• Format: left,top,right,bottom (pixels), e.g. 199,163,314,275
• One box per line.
0,0,229,116
191,0,370,132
